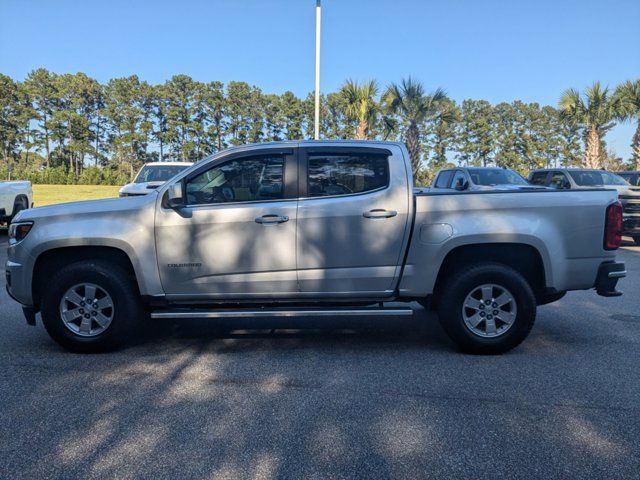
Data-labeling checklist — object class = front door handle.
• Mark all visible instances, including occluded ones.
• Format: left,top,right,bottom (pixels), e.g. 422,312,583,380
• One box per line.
255,214,289,225
363,209,397,219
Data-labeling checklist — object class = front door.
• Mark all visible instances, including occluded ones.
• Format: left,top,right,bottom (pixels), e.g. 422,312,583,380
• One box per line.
155,149,299,300
296,147,410,296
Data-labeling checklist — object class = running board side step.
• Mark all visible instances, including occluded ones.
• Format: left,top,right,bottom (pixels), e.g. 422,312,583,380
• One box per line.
150,307,414,320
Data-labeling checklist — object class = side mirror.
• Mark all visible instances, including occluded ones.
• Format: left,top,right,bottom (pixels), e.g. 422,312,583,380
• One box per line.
455,178,469,191
165,182,184,208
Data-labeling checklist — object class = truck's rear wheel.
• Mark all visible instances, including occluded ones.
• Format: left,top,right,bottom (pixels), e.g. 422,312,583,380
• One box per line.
41,260,143,353
437,263,536,354
633,235,640,246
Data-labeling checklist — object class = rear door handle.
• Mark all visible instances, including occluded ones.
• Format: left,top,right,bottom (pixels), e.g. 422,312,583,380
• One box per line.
363,209,397,219
255,214,289,225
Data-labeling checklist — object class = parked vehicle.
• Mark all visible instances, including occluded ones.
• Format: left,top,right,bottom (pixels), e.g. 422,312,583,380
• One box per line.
119,162,193,197
616,171,640,186
0,181,33,225
431,167,545,192
529,168,640,245
7,141,626,355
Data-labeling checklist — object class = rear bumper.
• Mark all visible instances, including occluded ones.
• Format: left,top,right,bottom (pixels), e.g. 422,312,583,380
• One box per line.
594,261,626,297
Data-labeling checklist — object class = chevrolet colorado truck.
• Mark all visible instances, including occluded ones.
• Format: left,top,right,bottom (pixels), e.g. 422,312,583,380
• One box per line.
6,141,626,354
0,180,32,225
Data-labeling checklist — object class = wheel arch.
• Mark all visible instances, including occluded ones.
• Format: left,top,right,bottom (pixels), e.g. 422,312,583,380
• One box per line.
432,242,548,304
32,246,140,309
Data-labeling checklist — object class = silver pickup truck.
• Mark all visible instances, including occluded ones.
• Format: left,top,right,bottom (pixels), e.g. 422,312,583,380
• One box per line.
6,141,626,354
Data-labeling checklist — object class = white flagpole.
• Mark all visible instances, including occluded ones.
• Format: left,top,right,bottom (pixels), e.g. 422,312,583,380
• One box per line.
314,0,321,140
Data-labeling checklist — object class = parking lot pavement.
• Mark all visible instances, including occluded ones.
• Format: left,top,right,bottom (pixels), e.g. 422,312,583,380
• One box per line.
1,234,639,479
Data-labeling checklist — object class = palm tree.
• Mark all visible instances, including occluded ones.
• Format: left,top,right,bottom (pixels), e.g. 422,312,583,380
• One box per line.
338,79,378,140
614,79,640,168
559,82,618,169
382,77,447,171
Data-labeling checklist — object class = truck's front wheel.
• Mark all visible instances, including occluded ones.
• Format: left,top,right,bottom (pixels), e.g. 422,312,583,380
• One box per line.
437,263,536,354
41,260,143,353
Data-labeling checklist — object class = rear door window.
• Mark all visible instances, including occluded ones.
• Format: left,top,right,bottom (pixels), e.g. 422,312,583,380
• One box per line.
306,152,389,197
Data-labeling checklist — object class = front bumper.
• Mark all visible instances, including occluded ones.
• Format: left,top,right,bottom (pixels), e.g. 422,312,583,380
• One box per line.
623,215,640,235
594,261,626,297
5,258,33,307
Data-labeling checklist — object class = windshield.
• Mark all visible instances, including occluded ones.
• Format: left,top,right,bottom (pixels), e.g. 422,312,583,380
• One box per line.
467,168,528,186
618,172,639,186
568,170,629,186
134,164,190,183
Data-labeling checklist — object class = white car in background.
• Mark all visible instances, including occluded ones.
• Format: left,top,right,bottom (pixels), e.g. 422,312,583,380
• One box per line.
1,181,33,225
119,162,193,197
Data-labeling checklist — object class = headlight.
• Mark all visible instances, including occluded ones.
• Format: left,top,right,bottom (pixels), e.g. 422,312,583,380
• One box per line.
8,221,34,243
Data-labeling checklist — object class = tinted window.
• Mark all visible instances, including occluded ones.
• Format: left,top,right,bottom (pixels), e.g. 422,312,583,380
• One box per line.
307,153,388,197
618,173,639,186
435,171,454,188
135,164,190,183
529,172,548,186
568,170,628,186
186,156,284,205
467,169,528,186
549,172,569,189
451,170,467,189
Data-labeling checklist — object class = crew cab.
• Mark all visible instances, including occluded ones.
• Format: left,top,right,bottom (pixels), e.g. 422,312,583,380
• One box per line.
0,180,32,225
529,168,640,245
6,141,626,354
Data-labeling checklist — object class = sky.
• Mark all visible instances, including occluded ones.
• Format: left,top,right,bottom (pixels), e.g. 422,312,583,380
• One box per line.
1,0,639,158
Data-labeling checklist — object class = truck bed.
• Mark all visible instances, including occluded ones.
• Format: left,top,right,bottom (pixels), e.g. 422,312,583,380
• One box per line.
399,188,619,296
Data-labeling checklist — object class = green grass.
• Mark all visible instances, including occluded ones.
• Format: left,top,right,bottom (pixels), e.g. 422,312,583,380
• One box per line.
33,184,121,207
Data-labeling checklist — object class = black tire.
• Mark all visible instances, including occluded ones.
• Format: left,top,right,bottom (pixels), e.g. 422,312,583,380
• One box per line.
633,236,640,246
536,291,566,306
41,260,144,353
436,263,536,355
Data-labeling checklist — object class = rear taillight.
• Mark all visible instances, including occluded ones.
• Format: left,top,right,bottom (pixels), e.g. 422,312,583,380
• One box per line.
604,201,623,250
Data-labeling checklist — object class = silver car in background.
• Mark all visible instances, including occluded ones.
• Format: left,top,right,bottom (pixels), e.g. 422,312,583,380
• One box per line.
529,168,640,245
119,162,193,197
431,167,544,192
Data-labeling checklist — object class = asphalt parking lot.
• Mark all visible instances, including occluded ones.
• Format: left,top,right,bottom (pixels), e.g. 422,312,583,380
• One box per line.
1,234,639,479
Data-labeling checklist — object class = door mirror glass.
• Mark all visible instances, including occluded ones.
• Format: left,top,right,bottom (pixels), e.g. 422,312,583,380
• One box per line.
166,182,184,208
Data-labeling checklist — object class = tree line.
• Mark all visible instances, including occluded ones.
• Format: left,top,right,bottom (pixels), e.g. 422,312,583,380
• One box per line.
0,69,638,186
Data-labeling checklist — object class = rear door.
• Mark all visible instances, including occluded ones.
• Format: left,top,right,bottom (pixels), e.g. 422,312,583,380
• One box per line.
295,146,410,296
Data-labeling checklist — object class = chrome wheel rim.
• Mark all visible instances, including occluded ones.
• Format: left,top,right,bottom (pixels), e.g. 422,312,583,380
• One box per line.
59,283,114,337
462,283,517,338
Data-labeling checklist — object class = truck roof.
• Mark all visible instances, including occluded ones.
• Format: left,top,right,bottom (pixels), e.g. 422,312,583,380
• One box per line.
141,162,193,167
